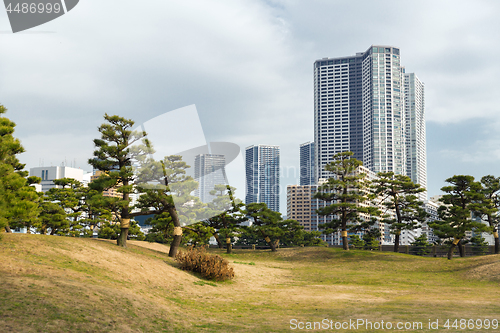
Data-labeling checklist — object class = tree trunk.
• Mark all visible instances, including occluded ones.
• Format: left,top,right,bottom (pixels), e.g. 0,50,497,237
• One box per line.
341,230,349,250
495,235,499,255
226,237,232,254
447,243,457,260
264,236,276,252
169,234,182,257
4,226,12,233
167,205,182,257
117,228,129,247
394,232,400,253
494,230,499,255
342,236,349,250
213,232,223,249
117,218,130,248
457,240,464,257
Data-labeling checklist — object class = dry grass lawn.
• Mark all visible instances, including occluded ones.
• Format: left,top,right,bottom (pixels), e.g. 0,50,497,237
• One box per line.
1,233,499,332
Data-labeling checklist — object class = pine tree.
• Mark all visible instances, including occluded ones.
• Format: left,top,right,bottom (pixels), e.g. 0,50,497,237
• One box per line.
314,151,380,250
202,185,246,253
429,175,490,260
89,114,151,247
371,172,428,252
0,105,40,233
478,175,500,254
244,202,284,252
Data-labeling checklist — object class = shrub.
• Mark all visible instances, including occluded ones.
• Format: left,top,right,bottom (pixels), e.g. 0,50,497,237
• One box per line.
175,246,235,281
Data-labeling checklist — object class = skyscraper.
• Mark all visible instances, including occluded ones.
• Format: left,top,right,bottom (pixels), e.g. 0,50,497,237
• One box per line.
245,145,280,212
314,45,426,193
404,73,427,200
194,154,227,203
299,141,315,185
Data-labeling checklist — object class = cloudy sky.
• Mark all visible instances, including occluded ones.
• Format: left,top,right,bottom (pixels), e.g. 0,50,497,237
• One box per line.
1,0,500,214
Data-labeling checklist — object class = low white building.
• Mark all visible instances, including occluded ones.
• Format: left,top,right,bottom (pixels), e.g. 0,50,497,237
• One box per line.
30,166,85,192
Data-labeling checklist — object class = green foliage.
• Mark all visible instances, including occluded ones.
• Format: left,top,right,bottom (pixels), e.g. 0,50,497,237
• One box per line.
175,246,235,281
362,229,380,250
430,175,490,242
98,220,145,241
244,202,284,251
372,172,427,251
469,234,489,255
314,151,380,250
89,114,151,246
410,234,431,256
202,185,246,248
0,105,41,232
349,235,365,249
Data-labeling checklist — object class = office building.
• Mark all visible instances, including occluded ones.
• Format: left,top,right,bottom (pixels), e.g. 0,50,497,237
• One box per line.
314,45,426,196
245,145,280,212
30,166,85,192
194,154,227,203
300,141,315,185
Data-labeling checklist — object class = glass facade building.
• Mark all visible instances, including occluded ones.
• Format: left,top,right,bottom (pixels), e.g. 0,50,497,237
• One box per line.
245,145,280,212
314,45,426,193
194,154,227,204
299,141,315,185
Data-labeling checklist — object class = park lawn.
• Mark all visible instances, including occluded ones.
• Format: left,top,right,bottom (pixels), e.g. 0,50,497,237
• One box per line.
1,233,499,332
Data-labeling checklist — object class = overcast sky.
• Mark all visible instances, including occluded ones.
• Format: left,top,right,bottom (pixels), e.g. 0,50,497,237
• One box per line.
1,0,500,214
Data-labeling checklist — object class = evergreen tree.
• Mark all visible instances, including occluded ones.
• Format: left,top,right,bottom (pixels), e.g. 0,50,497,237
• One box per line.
410,234,431,256
0,105,40,233
429,175,490,260
88,114,151,247
469,234,489,255
371,172,428,252
314,151,380,250
478,175,500,254
348,235,365,249
202,185,246,253
134,155,202,257
244,202,284,252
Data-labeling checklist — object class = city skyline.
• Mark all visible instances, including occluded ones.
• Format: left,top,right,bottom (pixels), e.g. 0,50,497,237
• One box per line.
314,45,426,192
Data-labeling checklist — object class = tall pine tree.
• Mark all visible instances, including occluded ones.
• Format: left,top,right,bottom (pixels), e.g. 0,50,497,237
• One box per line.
314,151,380,250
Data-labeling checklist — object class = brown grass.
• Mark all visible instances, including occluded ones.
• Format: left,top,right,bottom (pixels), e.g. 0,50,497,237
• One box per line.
2,234,500,332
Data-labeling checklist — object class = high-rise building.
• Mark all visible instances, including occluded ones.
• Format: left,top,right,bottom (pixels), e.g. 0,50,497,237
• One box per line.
299,141,315,185
404,73,427,200
245,145,280,212
194,154,227,203
314,45,426,195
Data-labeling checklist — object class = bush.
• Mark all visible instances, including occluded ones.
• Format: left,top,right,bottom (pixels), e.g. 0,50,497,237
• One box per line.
175,246,235,281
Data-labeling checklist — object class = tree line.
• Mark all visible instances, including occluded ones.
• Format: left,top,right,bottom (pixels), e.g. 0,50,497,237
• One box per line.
1,105,498,260
0,107,322,256
314,151,499,259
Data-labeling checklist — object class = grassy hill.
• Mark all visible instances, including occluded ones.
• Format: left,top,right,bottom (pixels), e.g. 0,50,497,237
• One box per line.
1,233,499,332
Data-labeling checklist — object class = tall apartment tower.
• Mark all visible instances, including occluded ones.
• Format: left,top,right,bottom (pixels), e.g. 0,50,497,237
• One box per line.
299,141,315,185
194,154,227,204
404,73,427,200
245,145,280,212
314,45,425,192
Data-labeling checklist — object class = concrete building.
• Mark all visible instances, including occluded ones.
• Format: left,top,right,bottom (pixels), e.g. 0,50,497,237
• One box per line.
245,145,280,212
314,45,426,199
194,154,226,204
30,166,85,192
299,141,315,186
